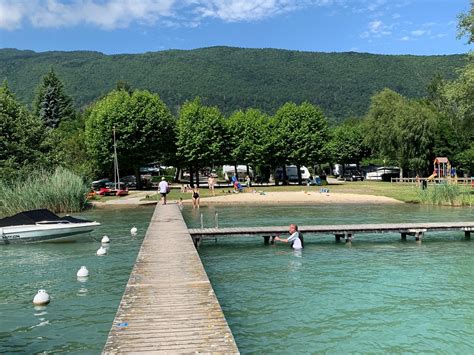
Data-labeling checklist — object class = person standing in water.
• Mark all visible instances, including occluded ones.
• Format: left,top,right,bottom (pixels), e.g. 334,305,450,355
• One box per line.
274,224,304,249
192,186,200,209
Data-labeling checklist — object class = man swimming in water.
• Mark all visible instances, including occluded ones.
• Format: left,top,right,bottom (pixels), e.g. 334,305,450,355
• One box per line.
274,224,303,249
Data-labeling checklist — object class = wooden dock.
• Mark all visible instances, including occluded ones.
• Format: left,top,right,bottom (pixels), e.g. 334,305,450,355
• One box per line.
189,222,474,243
103,204,238,354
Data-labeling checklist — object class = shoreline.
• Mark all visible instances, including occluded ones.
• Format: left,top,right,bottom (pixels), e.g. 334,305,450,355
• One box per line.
92,190,402,206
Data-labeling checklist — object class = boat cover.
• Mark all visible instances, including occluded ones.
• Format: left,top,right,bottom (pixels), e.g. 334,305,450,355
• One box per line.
0,209,92,227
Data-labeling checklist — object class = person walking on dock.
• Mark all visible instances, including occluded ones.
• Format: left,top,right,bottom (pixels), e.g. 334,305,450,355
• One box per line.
158,177,169,205
275,224,304,249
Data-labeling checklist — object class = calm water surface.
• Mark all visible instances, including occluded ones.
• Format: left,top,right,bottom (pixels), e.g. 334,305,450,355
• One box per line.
183,204,474,354
2,203,473,354
0,206,154,354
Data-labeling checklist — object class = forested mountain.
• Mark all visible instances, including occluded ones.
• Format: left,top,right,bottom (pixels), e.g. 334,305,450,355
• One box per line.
0,46,467,120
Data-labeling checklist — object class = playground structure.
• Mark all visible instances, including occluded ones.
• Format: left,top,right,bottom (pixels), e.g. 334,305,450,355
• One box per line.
390,156,473,186
427,157,456,181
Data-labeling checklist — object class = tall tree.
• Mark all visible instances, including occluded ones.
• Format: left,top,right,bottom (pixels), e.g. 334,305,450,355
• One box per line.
441,60,474,174
85,89,175,187
227,108,272,173
457,6,474,44
176,98,228,186
273,102,329,184
327,119,369,171
33,68,75,128
0,81,47,180
365,89,438,175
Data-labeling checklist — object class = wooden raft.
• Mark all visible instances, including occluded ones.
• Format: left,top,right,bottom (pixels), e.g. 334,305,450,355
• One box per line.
103,204,238,354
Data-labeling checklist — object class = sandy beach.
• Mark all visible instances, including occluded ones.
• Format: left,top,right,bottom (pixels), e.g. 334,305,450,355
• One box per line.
189,190,401,205
95,189,401,206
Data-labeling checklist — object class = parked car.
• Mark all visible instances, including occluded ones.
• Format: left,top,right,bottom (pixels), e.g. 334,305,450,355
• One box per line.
121,175,137,189
343,170,364,181
91,178,110,190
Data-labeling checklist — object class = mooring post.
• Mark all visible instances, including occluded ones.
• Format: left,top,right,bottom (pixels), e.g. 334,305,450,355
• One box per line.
193,236,202,249
401,232,407,241
415,231,423,241
465,231,471,240
215,212,219,228
200,213,204,229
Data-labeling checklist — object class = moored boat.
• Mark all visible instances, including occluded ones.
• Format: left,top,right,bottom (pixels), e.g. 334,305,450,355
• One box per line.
0,209,100,244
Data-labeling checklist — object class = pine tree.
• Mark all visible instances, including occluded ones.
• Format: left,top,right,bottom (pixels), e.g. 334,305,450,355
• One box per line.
33,68,74,128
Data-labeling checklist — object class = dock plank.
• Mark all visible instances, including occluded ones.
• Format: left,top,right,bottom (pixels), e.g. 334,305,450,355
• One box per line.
103,204,238,354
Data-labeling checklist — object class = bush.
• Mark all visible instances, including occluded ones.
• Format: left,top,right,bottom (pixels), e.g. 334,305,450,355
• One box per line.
0,167,90,217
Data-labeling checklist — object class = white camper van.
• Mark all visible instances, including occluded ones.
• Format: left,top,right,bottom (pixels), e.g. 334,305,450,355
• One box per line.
274,165,310,182
223,165,254,181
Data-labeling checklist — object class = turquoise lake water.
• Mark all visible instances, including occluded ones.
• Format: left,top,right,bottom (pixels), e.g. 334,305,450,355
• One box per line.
0,206,154,354
183,204,474,354
1,203,473,353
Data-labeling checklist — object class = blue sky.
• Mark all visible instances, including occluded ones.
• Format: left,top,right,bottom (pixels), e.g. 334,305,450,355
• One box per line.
0,0,471,55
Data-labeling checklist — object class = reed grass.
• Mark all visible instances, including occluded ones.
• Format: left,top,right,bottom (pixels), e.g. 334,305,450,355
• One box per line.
0,167,90,217
418,183,472,206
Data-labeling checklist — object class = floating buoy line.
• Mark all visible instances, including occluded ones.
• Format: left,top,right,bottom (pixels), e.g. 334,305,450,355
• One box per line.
30,225,142,305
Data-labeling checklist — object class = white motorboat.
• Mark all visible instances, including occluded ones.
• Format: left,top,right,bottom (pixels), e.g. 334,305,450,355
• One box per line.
0,209,100,244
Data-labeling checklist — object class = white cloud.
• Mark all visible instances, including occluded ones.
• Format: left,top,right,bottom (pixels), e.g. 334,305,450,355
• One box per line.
0,0,342,30
0,0,177,30
0,1,28,30
400,36,409,41
192,0,299,22
411,30,426,36
361,19,391,38
369,20,382,32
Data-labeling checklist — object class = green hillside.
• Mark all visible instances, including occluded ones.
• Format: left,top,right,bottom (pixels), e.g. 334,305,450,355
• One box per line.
0,46,467,120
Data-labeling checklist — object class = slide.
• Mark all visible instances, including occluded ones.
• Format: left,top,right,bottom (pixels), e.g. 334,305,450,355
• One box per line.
427,173,437,181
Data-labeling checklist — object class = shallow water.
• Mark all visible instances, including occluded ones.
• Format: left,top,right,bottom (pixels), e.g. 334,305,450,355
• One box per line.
0,206,154,354
183,204,474,353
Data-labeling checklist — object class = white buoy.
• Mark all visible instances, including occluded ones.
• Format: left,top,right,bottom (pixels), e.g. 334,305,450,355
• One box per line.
130,226,138,236
33,289,50,306
101,235,110,243
76,266,89,277
96,246,107,256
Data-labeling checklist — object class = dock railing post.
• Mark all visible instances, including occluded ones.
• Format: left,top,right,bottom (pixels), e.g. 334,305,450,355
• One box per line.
200,213,204,229
215,212,219,229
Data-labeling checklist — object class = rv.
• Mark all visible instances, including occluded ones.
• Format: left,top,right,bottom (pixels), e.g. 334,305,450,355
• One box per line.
365,167,400,181
274,165,311,182
223,165,254,181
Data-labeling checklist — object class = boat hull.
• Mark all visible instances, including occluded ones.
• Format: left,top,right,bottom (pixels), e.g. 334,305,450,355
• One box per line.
1,222,100,244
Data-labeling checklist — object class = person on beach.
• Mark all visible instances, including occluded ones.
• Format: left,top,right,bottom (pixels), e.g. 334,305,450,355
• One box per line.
192,186,200,209
158,177,169,205
274,224,304,249
245,175,251,191
208,176,216,196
